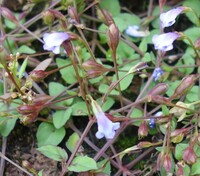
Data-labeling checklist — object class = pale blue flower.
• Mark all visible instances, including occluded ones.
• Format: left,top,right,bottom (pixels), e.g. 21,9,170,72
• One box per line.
125,25,149,37
160,6,185,28
152,32,180,51
43,32,69,54
91,98,120,139
152,67,164,81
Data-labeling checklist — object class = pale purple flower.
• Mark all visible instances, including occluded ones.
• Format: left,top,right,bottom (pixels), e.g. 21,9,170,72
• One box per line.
160,6,185,28
43,32,69,54
152,32,180,51
152,67,164,81
125,25,149,37
91,98,120,139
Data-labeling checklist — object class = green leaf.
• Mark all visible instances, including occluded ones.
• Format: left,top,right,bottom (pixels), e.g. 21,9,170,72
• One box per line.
72,101,88,116
184,27,200,45
53,108,72,129
17,45,36,54
114,13,140,32
175,143,188,160
0,117,17,137
68,156,97,172
56,58,77,84
176,52,195,74
186,86,199,102
183,0,200,25
37,122,66,147
66,132,79,153
139,38,147,53
37,145,68,161
38,170,43,176
99,84,119,95
159,118,177,134
18,58,28,79
100,0,120,16
166,80,180,97
97,159,111,175
191,158,200,175
49,82,73,106
97,97,115,112
130,108,144,126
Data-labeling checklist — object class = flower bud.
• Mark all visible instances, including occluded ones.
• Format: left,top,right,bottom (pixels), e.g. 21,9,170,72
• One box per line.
107,24,119,52
0,6,18,24
138,121,148,139
171,75,195,99
97,9,114,26
183,146,197,164
43,10,55,26
29,70,48,82
82,59,108,78
176,165,184,176
170,128,188,143
68,6,79,23
148,95,170,105
194,38,200,49
48,9,66,21
163,153,172,173
17,104,41,115
147,83,168,96
137,141,154,148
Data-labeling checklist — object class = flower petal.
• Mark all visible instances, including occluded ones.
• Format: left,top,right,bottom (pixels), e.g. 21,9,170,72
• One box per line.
43,32,69,54
152,32,180,51
160,7,185,28
125,25,149,37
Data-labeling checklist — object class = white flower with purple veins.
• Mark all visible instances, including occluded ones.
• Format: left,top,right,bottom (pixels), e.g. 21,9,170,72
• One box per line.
91,98,120,139
43,32,69,54
152,32,180,51
125,25,149,37
160,6,185,28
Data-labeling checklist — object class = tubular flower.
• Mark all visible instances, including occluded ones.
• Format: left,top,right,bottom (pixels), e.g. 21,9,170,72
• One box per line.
160,6,186,28
125,25,149,37
43,32,69,54
152,32,180,51
91,98,120,139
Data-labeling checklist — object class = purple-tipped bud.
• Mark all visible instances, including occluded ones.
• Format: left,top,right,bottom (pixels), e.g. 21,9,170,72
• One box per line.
163,153,172,173
147,83,168,96
43,10,55,26
176,165,184,176
171,75,195,99
138,121,148,139
183,146,197,164
48,9,66,21
107,24,119,52
137,141,154,148
0,6,18,24
30,70,48,82
82,59,108,78
68,6,79,23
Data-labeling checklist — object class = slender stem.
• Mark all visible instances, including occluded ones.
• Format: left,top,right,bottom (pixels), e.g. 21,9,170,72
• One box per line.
0,152,33,176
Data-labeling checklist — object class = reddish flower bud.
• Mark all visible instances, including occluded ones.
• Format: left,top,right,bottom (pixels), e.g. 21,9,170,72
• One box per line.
194,38,200,49
68,6,79,23
163,153,172,173
107,24,119,52
183,146,197,164
29,70,48,82
176,165,184,176
138,121,148,139
147,83,168,96
148,95,170,105
48,9,66,21
0,6,18,24
82,59,108,78
97,9,114,26
171,75,195,99
137,141,153,148
43,10,55,26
